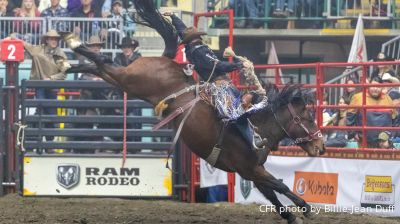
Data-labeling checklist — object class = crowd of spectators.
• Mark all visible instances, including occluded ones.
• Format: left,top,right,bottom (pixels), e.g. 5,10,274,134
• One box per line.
322,52,400,149
210,0,392,29
0,0,135,43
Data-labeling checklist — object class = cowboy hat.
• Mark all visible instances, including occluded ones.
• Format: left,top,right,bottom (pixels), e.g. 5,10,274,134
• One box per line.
378,131,390,141
85,36,105,47
42,29,61,39
112,0,123,6
116,37,139,48
181,27,207,44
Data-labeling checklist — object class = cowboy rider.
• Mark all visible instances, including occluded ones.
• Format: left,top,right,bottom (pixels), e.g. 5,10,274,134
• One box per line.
163,12,268,149
163,12,243,81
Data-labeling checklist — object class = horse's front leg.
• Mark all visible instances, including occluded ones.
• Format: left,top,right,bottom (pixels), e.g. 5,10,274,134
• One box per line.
238,166,299,224
254,183,302,224
254,166,313,219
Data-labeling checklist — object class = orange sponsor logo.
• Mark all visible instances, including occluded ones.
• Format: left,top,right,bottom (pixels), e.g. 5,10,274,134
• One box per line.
293,171,338,204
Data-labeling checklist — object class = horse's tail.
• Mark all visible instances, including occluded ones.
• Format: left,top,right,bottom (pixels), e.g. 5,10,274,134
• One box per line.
132,0,178,59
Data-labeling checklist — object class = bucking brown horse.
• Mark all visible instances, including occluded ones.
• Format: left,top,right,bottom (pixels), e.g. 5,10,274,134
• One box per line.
61,0,325,223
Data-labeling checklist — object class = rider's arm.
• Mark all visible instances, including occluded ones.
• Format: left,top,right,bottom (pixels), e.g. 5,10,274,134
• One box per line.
194,45,243,73
215,60,243,73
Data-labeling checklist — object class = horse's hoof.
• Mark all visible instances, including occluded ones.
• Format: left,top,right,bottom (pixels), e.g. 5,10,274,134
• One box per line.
60,32,82,49
288,217,303,224
304,211,316,220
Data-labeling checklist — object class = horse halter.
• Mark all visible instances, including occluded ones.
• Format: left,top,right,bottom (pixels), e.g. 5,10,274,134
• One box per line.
273,103,322,145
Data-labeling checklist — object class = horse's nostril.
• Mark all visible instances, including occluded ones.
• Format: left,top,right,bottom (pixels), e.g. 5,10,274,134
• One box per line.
319,145,326,155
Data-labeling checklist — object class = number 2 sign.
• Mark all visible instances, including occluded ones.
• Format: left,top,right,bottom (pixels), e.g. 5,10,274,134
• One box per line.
1,40,24,62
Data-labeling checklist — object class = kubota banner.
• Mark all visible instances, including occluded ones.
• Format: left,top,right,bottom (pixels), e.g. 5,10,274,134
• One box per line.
235,156,400,216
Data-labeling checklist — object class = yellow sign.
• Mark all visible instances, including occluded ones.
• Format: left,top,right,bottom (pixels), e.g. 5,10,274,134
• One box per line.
365,176,392,193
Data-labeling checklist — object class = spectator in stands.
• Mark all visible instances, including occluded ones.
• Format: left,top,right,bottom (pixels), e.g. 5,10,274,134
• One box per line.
7,30,69,142
113,36,142,144
163,11,243,82
13,0,41,44
114,37,141,66
41,0,70,31
38,0,67,12
375,131,395,149
346,76,397,147
229,0,262,28
106,0,135,37
96,0,113,18
70,0,104,41
342,78,359,104
325,96,348,148
0,0,12,38
322,92,335,126
0,0,11,16
371,52,397,79
371,52,399,94
389,91,400,142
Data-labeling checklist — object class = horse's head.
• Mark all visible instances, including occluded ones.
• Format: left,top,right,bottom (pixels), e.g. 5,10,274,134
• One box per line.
268,85,325,156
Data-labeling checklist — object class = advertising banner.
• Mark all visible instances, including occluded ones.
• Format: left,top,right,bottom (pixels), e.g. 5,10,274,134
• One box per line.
23,156,172,197
235,156,400,216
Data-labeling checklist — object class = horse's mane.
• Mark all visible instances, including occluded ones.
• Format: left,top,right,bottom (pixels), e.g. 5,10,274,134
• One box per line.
132,0,178,59
264,83,312,112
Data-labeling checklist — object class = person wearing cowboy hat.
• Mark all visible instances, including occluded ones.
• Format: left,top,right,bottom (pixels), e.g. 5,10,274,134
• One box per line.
163,12,243,82
76,35,105,81
112,36,142,143
6,29,69,80
113,36,141,66
5,29,70,141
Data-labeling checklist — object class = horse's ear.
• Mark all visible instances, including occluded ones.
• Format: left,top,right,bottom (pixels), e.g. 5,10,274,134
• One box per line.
303,90,316,104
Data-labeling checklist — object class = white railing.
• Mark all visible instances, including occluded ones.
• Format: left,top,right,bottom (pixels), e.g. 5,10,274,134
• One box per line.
0,11,194,57
326,0,393,19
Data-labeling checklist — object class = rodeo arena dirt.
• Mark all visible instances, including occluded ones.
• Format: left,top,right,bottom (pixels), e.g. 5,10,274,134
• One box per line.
2,0,400,224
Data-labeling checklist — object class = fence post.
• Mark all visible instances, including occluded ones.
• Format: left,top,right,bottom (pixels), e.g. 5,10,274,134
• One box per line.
1,39,24,194
4,61,20,194
0,79,4,196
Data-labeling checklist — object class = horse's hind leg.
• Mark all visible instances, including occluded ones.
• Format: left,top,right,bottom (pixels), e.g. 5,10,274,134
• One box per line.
66,64,120,86
73,45,114,65
67,63,101,74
